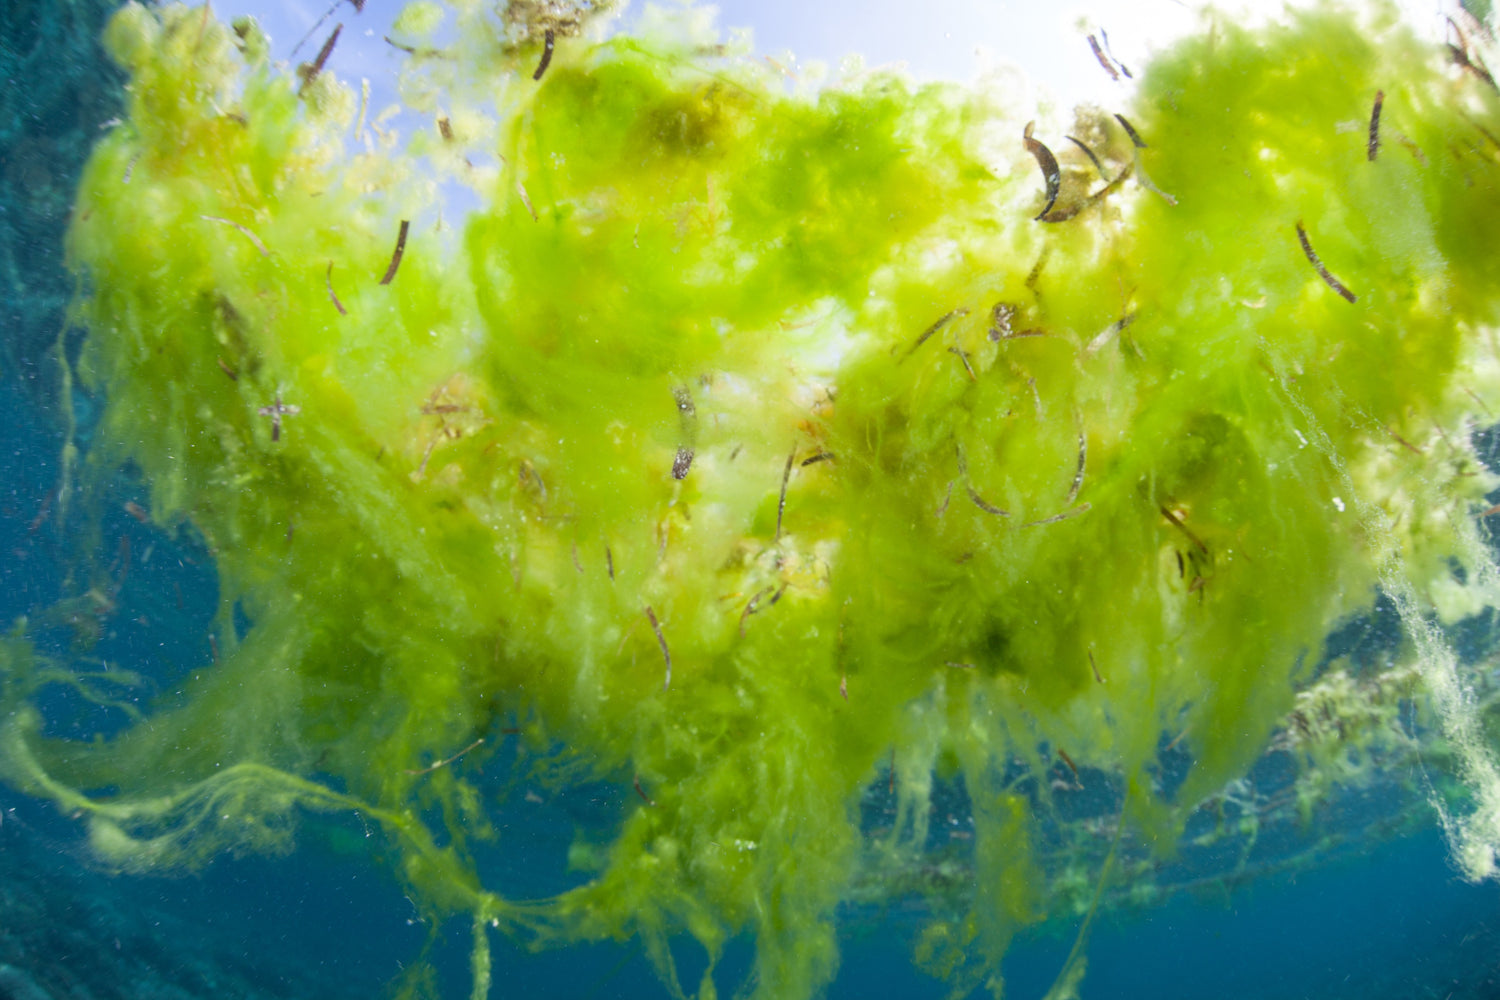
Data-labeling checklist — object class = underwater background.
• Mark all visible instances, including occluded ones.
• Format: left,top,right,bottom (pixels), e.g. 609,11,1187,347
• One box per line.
4,1,1500,998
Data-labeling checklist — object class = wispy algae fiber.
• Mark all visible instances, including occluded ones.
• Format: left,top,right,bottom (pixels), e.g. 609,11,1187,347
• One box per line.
6,1,1500,997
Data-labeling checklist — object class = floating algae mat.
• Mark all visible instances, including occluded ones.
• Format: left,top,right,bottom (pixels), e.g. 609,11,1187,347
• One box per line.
5,0,1500,997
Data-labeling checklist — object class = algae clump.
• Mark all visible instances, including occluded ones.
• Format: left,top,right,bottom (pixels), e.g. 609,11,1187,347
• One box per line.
7,2,1500,998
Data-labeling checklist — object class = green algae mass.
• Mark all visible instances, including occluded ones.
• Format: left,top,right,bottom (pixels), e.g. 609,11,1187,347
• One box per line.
6,2,1500,997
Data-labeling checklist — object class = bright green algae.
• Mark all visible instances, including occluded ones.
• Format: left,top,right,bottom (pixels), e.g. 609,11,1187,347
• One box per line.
5,2,1500,998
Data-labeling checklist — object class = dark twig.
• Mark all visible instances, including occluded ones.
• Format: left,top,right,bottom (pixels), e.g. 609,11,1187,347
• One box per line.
1295,221,1357,303
1447,16,1498,91
1087,35,1119,81
404,737,484,777
326,261,347,315
1057,748,1083,788
966,485,1008,516
1386,425,1424,455
200,214,269,256
902,308,968,359
379,220,410,285
1021,503,1090,528
1066,433,1086,503
1065,135,1108,179
1368,90,1384,161
300,24,342,93
1023,122,1062,220
1101,29,1132,78
291,0,359,59
1114,113,1147,148
948,345,977,380
775,448,795,540
533,29,555,81
738,585,776,638
1159,505,1208,555
645,606,671,691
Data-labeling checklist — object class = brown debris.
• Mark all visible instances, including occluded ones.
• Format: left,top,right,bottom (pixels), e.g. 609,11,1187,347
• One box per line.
533,28,555,80
1026,247,1050,295
1085,313,1135,355
199,214,270,257
775,448,795,541
738,585,776,638
1295,221,1357,304
966,484,1008,516
1114,113,1147,148
1088,34,1119,81
1057,747,1083,788
1101,29,1132,78
1066,433,1086,504
299,24,342,93
379,220,410,285
645,606,671,691
936,480,955,518
948,345,977,381
902,308,969,359
1386,425,1424,456
672,385,697,480
1159,505,1208,555
27,488,55,536
516,181,538,221
326,261,348,315
1065,135,1108,179
258,393,301,443
1021,503,1090,528
1023,122,1062,220
404,737,484,777
291,0,363,59
1368,90,1384,161
988,302,1016,341
1448,16,1498,91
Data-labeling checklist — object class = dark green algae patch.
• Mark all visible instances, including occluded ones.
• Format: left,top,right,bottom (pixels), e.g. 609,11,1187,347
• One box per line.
5,2,1500,998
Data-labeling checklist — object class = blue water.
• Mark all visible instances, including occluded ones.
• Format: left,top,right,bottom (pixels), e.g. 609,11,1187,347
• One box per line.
4,767,1496,999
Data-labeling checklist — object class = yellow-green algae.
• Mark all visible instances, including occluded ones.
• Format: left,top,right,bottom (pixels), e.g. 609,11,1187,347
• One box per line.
5,2,1500,998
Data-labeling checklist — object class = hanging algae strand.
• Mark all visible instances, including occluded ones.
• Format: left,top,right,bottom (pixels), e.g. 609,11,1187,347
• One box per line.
4,2,1500,999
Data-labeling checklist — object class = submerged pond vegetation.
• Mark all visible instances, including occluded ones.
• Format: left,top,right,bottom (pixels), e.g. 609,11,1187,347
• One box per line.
5,1,1500,997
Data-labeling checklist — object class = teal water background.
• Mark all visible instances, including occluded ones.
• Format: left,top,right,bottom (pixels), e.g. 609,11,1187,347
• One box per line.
2,1,1499,997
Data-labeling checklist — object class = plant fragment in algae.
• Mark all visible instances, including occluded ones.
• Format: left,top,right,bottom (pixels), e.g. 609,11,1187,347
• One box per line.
5,2,1500,998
